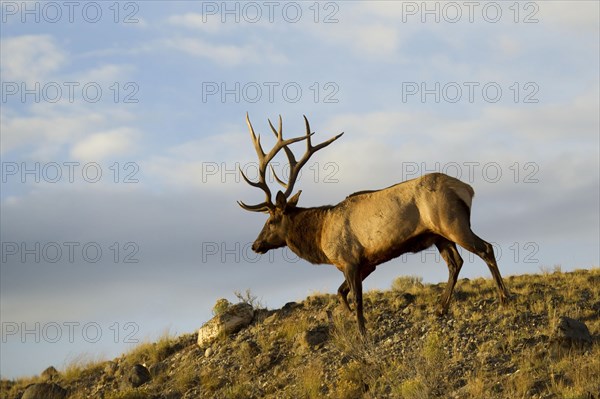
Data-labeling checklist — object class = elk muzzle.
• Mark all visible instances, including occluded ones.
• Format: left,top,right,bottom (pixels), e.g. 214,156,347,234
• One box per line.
251,241,268,254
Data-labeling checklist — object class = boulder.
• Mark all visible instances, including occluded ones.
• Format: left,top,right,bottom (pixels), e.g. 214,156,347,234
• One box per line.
302,325,330,349
128,363,151,388
552,316,592,347
21,383,67,399
198,302,254,347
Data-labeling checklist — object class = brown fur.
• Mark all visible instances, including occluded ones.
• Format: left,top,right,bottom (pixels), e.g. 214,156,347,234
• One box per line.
239,116,509,335
249,173,510,335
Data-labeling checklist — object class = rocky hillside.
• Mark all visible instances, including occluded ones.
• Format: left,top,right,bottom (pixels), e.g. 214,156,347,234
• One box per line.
3,269,599,399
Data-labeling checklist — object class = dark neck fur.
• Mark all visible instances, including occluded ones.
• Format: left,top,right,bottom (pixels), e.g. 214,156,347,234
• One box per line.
285,206,332,265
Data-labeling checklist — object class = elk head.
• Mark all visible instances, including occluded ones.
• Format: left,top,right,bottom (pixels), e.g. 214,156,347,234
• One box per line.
238,114,343,254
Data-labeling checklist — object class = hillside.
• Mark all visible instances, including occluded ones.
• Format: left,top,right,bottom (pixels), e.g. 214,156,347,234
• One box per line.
2,268,599,399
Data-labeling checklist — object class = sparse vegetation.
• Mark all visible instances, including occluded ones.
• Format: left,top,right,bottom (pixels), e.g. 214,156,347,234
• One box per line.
391,275,424,293
212,297,231,316
234,288,264,309
124,330,175,367
2,269,599,399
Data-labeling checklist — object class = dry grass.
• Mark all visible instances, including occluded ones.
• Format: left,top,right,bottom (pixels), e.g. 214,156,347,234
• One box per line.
123,330,174,367
3,269,599,399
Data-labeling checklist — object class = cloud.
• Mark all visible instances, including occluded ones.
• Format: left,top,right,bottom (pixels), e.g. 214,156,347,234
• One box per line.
542,2,599,34
1,103,137,160
1,108,105,157
70,128,140,161
142,128,250,190
74,64,136,85
1,35,140,161
307,3,404,58
495,35,522,58
167,12,224,34
160,37,287,66
0,35,66,83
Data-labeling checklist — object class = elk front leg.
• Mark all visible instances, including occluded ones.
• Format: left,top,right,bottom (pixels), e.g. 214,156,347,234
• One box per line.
435,238,464,315
337,265,376,315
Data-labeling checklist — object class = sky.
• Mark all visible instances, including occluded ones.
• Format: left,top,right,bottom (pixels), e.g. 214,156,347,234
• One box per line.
0,1,598,379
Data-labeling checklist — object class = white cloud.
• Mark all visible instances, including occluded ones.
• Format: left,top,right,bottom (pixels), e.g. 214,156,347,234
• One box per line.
1,109,104,157
0,35,66,83
74,64,136,85
542,2,599,34
1,101,138,160
495,35,522,58
352,24,399,56
167,13,224,34
161,37,287,66
142,128,250,190
1,34,140,161
476,89,599,141
70,128,140,161
308,11,403,58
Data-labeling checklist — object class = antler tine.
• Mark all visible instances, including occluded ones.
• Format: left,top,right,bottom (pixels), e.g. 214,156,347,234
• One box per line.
267,115,282,140
269,115,299,189
281,116,344,198
240,114,315,212
263,118,311,163
260,117,312,188
237,200,272,213
240,113,273,212
246,112,265,158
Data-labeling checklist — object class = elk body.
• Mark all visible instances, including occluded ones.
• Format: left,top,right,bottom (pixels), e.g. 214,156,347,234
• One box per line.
239,114,510,335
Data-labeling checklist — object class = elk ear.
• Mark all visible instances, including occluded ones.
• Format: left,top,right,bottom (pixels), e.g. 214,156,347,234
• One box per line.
286,190,302,209
275,191,287,209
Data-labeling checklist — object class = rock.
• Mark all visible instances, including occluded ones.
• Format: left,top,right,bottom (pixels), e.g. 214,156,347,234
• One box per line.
197,302,254,347
205,347,214,357
128,364,151,387
149,361,168,377
282,301,300,312
303,325,330,349
41,366,59,381
21,383,67,399
553,316,592,346
400,292,416,304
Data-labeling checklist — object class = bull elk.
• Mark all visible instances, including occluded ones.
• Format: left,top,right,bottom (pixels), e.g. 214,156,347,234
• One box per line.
238,114,510,335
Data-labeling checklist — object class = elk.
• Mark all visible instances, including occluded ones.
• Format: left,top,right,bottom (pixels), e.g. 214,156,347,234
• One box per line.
238,114,510,335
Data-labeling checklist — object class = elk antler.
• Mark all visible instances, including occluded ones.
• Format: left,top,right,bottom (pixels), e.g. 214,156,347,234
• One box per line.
238,113,313,212
270,115,344,198
238,114,343,212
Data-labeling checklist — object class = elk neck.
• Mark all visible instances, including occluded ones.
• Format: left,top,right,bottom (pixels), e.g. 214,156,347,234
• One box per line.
284,206,334,265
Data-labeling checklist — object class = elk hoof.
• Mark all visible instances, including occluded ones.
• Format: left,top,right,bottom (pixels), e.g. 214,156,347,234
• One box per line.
436,304,449,316
499,292,513,306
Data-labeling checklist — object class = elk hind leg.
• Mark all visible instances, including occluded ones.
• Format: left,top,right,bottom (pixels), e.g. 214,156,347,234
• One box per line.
343,264,367,335
446,228,510,305
337,281,352,313
435,238,464,315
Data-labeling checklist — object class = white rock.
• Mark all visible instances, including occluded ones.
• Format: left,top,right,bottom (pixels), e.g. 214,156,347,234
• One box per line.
197,302,254,348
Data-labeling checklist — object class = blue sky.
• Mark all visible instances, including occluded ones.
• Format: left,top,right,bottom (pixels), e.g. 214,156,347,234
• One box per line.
1,1,598,378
